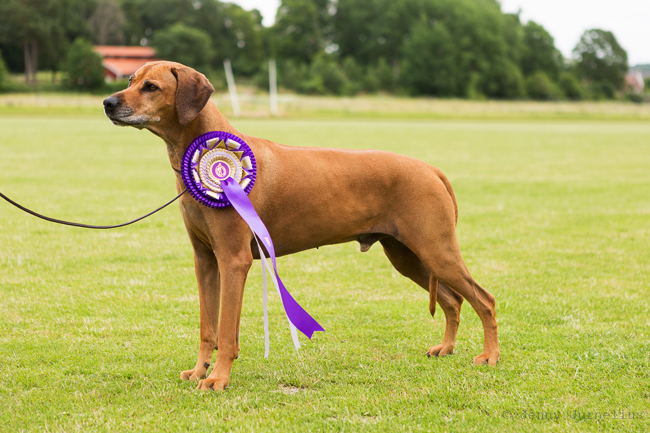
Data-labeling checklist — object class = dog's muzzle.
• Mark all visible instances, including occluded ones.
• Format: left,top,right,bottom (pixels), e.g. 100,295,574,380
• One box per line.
103,96,140,126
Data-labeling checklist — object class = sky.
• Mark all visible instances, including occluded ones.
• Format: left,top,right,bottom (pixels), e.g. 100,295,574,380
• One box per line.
500,0,650,65
230,0,650,66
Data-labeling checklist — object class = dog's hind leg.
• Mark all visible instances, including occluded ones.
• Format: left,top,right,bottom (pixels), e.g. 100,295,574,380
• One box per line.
427,281,463,358
409,239,499,366
180,235,221,381
380,237,463,358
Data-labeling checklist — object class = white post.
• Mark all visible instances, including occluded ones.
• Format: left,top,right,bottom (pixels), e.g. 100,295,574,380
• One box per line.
223,59,241,117
269,58,279,116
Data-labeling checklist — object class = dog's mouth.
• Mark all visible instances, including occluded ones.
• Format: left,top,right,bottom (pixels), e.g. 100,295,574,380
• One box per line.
107,116,131,127
104,105,147,128
106,113,147,128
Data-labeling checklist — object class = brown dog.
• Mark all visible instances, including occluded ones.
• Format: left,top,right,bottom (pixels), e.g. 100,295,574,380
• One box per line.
103,61,499,390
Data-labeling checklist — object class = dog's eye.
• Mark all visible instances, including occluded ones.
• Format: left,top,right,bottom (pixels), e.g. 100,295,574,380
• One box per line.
128,76,133,87
141,82,158,92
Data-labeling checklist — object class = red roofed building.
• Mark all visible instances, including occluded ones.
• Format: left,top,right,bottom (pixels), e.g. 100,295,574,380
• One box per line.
94,46,158,81
625,71,645,94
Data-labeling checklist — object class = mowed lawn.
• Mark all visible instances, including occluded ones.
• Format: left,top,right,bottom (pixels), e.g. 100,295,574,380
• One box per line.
0,112,649,432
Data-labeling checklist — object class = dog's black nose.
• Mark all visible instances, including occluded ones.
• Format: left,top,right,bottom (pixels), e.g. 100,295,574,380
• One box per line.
103,96,121,111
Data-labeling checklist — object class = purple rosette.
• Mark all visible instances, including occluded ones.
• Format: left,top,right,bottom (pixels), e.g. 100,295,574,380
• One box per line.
180,131,257,208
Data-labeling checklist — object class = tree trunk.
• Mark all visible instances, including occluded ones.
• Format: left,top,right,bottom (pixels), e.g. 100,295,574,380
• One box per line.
392,58,400,83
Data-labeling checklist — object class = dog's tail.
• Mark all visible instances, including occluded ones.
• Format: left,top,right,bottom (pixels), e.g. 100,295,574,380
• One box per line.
436,169,458,225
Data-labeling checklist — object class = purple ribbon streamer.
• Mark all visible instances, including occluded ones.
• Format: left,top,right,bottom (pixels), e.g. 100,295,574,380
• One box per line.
221,178,325,339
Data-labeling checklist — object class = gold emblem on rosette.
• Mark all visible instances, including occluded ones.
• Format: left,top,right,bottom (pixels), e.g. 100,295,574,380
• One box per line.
198,149,243,193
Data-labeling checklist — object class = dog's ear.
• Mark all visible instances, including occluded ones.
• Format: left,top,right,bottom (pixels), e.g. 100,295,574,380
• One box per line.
171,66,215,126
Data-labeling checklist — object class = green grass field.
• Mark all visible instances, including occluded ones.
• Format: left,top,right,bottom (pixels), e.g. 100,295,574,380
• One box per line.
1,102,649,431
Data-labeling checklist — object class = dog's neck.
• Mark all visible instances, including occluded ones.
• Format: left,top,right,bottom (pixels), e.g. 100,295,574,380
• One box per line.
147,101,240,172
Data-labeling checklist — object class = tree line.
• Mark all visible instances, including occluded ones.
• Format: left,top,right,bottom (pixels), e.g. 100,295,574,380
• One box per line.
0,0,633,100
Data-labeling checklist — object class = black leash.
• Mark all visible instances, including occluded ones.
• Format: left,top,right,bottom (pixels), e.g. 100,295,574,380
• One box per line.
1,165,186,229
0,189,186,230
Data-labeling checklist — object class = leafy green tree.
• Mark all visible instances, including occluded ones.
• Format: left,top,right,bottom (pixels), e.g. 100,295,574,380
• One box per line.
573,29,628,93
0,0,95,81
88,0,126,45
521,21,562,80
200,3,265,76
335,0,531,98
151,23,213,71
120,0,145,45
44,0,96,76
272,0,333,63
121,0,264,76
401,18,457,96
502,13,525,68
0,0,58,84
131,0,197,36
450,0,521,98
62,38,105,91
333,0,387,66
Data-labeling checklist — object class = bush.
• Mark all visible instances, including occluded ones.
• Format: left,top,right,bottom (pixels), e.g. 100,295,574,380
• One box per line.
589,81,617,100
0,50,8,92
254,62,270,91
278,61,310,92
298,74,326,95
376,58,394,92
62,38,106,91
627,92,645,104
363,58,395,94
466,72,485,100
257,56,383,96
559,72,584,100
341,57,363,96
362,67,380,93
308,53,347,95
493,60,527,99
526,71,563,100
276,54,348,96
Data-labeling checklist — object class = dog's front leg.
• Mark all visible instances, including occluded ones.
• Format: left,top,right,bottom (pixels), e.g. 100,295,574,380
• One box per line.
197,248,252,391
180,237,220,381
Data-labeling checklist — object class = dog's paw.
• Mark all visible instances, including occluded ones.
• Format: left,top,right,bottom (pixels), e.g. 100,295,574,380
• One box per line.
473,352,499,366
180,367,207,381
197,378,228,391
426,344,454,358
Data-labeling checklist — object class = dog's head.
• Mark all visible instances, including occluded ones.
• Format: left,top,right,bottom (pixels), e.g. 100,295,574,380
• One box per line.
103,61,215,129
